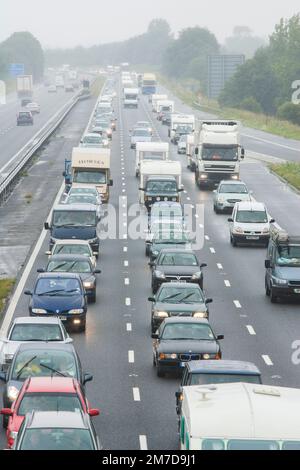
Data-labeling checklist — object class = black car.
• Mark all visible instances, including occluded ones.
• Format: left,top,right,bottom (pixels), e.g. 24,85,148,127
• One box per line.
17,111,33,126
152,317,223,377
149,230,192,261
25,273,88,332
0,343,93,425
150,249,207,293
148,283,212,333
175,360,262,415
38,254,101,303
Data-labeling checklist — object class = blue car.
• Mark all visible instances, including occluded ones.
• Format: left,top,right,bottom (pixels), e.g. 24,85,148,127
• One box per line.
24,273,88,332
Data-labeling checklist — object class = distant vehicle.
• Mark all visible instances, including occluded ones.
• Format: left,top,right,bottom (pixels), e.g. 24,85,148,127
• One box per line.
123,88,139,108
177,135,189,154
145,219,184,256
55,75,65,88
141,73,157,95
25,102,40,114
148,283,211,333
64,193,103,221
17,75,33,100
0,317,72,372
213,180,252,214
1,376,99,449
17,111,33,126
80,133,107,149
21,98,33,107
130,128,152,149
48,85,57,93
46,239,98,268
133,121,153,134
12,410,102,450
65,84,74,92
135,142,169,178
149,202,184,228
152,317,223,377
149,230,192,262
24,272,88,332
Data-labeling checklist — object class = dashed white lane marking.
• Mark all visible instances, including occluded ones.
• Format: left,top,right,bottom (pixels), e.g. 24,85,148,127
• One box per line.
122,189,126,193
123,212,127,217
125,297,131,306
125,278,130,285
126,323,132,332
210,248,216,254
128,351,135,363
124,260,129,267
234,300,242,309
262,355,273,366
205,235,210,241
217,263,223,270
123,222,127,227
195,214,199,219
187,197,191,201
224,280,231,287
133,388,141,402
246,325,256,336
139,435,148,450
123,234,128,240
123,247,128,252
199,224,204,229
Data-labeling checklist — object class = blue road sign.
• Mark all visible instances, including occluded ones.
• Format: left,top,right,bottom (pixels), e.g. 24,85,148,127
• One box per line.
9,63,25,77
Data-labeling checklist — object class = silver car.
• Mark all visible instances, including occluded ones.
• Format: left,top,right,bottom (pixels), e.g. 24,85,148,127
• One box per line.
213,180,252,214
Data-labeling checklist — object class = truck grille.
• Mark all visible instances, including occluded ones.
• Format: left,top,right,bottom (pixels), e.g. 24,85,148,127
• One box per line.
204,164,236,173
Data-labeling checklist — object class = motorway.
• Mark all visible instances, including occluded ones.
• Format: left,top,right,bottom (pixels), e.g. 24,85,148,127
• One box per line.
1,77,300,450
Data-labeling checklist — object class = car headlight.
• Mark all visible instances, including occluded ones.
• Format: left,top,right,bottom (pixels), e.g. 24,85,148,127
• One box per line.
154,311,169,318
193,312,208,319
8,386,19,402
83,281,94,289
262,227,270,234
69,309,84,315
159,353,177,360
233,226,243,234
154,271,165,279
217,197,226,203
200,175,208,180
202,353,216,360
152,251,159,256
231,175,239,180
191,272,202,280
32,308,47,314
272,276,288,286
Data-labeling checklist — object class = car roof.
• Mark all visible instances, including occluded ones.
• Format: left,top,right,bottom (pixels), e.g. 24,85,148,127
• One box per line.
47,254,92,263
27,411,88,429
53,204,97,212
36,272,82,280
162,317,209,325
24,377,79,394
186,360,261,375
17,342,75,353
13,317,62,325
236,201,266,211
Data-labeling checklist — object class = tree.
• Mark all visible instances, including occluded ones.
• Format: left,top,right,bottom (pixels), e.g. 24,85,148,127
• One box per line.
223,26,266,58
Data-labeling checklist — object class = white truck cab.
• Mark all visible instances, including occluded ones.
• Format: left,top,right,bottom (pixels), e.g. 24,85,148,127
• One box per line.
169,114,195,143
123,88,139,108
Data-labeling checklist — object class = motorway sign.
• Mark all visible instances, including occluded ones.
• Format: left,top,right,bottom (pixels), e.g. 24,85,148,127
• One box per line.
9,63,25,77
207,55,245,99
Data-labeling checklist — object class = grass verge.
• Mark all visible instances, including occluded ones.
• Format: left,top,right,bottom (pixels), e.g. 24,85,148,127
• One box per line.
0,279,15,316
270,163,300,191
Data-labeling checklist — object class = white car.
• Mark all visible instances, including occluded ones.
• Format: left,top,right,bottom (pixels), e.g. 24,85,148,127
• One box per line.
213,180,252,214
130,128,152,149
25,102,40,114
0,317,72,371
46,239,98,267
228,201,275,247
177,135,188,154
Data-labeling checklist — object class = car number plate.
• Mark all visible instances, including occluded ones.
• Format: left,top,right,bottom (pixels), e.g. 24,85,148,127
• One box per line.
171,280,186,283
60,316,67,321
294,289,300,294
246,236,259,240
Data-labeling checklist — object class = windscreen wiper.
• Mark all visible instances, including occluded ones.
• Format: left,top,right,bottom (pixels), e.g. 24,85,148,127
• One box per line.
16,355,37,379
39,363,67,377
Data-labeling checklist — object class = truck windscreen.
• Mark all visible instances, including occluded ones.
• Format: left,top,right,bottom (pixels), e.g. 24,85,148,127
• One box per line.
146,181,177,193
73,170,107,184
202,145,238,161
143,152,164,160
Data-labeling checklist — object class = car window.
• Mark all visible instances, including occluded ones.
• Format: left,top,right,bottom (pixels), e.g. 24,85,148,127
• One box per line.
53,245,91,257
35,278,82,295
235,210,268,224
160,253,198,266
18,393,83,416
161,323,214,341
47,260,92,274
157,286,204,303
219,184,248,194
11,350,78,380
9,324,63,342
20,428,94,450
190,373,262,385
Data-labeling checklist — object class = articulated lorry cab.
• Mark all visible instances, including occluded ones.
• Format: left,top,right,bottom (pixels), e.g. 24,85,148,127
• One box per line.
123,88,139,108
70,147,113,202
135,142,169,177
139,160,183,211
194,120,245,189
169,114,195,144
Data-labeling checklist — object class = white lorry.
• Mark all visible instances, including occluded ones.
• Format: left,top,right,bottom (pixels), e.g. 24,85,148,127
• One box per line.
17,75,33,100
151,94,168,110
154,99,174,114
139,160,182,210
169,114,195,144
194,120,245,188
123,88,139,108
71,147,113,202
135,142,169,177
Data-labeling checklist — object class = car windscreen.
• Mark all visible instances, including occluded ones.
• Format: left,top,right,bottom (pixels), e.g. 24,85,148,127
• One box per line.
66,195,97,205
153,231,189,244
20,428,94,450
146,181,177,193
73,170,107,185
18,393,83,416
161,323,214,341
190,373,261,386
53,210,97,227
53,245,91,257
69,188,98,197
202,145,238,161
133,129,150,137
10,324,63,342
159,253,198,266
34,278,82,296
276,245,300,267
235,210,268,224
47,260,92,274
83,136,102,144
11,350,77,380
219,184,248,194
157,286,204,304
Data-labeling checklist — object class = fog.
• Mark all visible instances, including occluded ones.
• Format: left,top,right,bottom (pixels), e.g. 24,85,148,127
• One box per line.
1,0,300,47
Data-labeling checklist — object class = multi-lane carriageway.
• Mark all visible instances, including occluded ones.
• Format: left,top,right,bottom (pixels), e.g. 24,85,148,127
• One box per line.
1,77,300,450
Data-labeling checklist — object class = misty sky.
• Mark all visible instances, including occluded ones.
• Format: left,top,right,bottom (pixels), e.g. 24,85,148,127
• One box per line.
1,0,300,48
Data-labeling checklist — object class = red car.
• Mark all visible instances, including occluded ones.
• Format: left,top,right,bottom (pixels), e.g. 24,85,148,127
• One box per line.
1,376,99,449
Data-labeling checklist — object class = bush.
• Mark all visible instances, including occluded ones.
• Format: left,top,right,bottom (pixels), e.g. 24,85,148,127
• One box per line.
277,102,300,125
238,97,263,114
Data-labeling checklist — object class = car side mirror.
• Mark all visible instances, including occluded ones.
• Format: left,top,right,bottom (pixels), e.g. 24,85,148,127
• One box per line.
228,218,234,223
44,222,50,230
24,290,33,296
265,260,271,269
269,219,275,224
148,262,155,267
109,179,113,187
0,371,7,382
88,408,100,417
151,333,159,339
148,297,155,302
93,252,98,256
139,188,145,191
37,268,45,273
217,335,224,341
94,269,101,274
63,171,66,177
83,373,93,385
241,147,245,158
65,338,73,344
213,190,217,194
0,408,12,416
200,263,207,269
195,148,199,155
205,298,213,305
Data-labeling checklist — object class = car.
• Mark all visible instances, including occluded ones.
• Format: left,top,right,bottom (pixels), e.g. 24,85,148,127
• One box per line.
65,84,74,92
1,376,99,449
172,125,194,145
175,360,262,417
90,128,110,146
0,342,93,425
21,98,32,107
48,85,57,93
80,133,107,149
148,282,212,333
152,317,223,377
92,119,112,139
24,273,88,332
149,230,192,261
228,201,275,247
0,317,72,372
64,193,103,221
17,111,33,126
133,121,153,134
46,240,97,268
65,186,102,205
12,410,101,450
38,254,101,303
130,128,152,149
149,202,184,228
265,227,300,303
145,220,184,256
213,180,252,214
177,135,188,154
25,102,40,114
149,249,207,292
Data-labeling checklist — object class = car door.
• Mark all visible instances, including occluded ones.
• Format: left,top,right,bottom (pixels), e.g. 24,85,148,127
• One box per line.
266,242,275,287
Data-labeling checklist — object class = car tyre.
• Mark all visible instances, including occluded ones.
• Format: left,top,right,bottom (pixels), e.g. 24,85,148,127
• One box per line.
270,288,278,304
231,235,237,247
265,278,271,297
90,292,96,304
157,366,165,378
2,415,8,429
